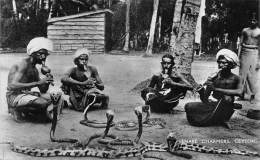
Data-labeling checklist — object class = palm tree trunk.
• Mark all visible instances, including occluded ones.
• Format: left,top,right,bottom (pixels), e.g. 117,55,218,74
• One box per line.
172,0,201,89
158,14,162,41
174,0,201,75
123,0,130,52
170,0,183,53
144,0,159,56
12,0,18,20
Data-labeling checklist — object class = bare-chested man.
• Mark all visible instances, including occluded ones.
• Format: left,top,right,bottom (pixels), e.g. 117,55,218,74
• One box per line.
61,48,109,112
185,49,243,127
238,16,260,101
6,37,63,122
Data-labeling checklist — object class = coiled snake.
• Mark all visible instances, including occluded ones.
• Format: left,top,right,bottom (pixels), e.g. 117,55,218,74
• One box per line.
80,93,115,128
115,105,166,131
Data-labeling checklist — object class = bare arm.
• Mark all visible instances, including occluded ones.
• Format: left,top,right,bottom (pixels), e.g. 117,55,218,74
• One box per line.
148,75,158,88
61,68,85,85
238,29,245,57
164,72,193,90
91,66,104,90
8,62,39,90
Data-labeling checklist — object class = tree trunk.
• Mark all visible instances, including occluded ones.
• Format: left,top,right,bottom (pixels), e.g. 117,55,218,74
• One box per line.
158,14,162,41
12,0,18,20
173,0,201,87
195,0,206,55
170,0,183,52
36,0,40,16
123,0,130,52
144,0,159,56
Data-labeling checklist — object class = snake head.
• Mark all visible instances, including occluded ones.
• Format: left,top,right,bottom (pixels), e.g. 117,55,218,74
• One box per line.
106,110,114,118
166,132,178,151
134,106,143,117
50,92,62,105
106,110,115,122
142,105,150,113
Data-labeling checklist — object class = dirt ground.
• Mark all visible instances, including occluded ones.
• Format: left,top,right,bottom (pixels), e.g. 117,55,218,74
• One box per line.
0,53,259,160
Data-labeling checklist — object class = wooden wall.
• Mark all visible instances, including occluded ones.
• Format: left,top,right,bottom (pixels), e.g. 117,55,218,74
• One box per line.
47,13,106,54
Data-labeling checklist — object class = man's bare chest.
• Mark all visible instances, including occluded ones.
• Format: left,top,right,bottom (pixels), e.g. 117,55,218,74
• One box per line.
21,68,38,82
214,78,235,89
245,29,260,39
73,69,93,81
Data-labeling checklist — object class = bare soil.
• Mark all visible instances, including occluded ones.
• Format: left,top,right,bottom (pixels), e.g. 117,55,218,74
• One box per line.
0,53,259,160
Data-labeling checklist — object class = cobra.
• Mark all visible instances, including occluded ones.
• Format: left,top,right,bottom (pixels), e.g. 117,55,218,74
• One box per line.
2,105,259,159
3,106,192,159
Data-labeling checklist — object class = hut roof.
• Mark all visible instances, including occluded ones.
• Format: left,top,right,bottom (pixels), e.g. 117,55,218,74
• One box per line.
48,9,113,23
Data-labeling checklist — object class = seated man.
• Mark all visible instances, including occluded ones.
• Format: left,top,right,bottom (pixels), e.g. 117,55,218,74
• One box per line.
6,37,63,122
141,54,193,113
61,48,109,111
185,49,243,127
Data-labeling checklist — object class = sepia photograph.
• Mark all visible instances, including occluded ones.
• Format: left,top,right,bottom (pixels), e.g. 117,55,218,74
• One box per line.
0,0,259,159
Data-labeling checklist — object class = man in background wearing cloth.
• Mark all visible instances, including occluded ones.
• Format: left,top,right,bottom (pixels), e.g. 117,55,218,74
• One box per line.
61,48,109,111
6,37,63,122
238,15,260,102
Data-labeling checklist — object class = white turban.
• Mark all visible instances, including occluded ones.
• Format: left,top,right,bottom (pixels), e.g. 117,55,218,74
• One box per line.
27,37,53,55
73,48,91,60
216,49,239,69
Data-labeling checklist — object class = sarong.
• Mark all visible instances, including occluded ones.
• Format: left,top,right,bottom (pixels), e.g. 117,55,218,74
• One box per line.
6,91,40,110
239,45,259,97
185,99,235,126
141,87,186,113
62,84,107,111
6,91,59,120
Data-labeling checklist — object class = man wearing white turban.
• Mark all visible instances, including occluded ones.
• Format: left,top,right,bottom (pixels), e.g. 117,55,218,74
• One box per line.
185,49,243,127
61,48,109,112
6,37,62,122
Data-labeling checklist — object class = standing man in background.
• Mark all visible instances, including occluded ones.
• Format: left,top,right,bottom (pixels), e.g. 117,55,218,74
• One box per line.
238,15,260,102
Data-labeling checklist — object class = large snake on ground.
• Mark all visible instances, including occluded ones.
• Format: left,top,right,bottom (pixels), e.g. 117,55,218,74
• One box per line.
4,105,193,159
1,95,259,159
166,132,259,157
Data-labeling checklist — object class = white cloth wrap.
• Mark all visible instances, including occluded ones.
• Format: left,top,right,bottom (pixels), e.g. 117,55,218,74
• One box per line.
216,49,239,69
27,37,53,55
73,48,91,60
